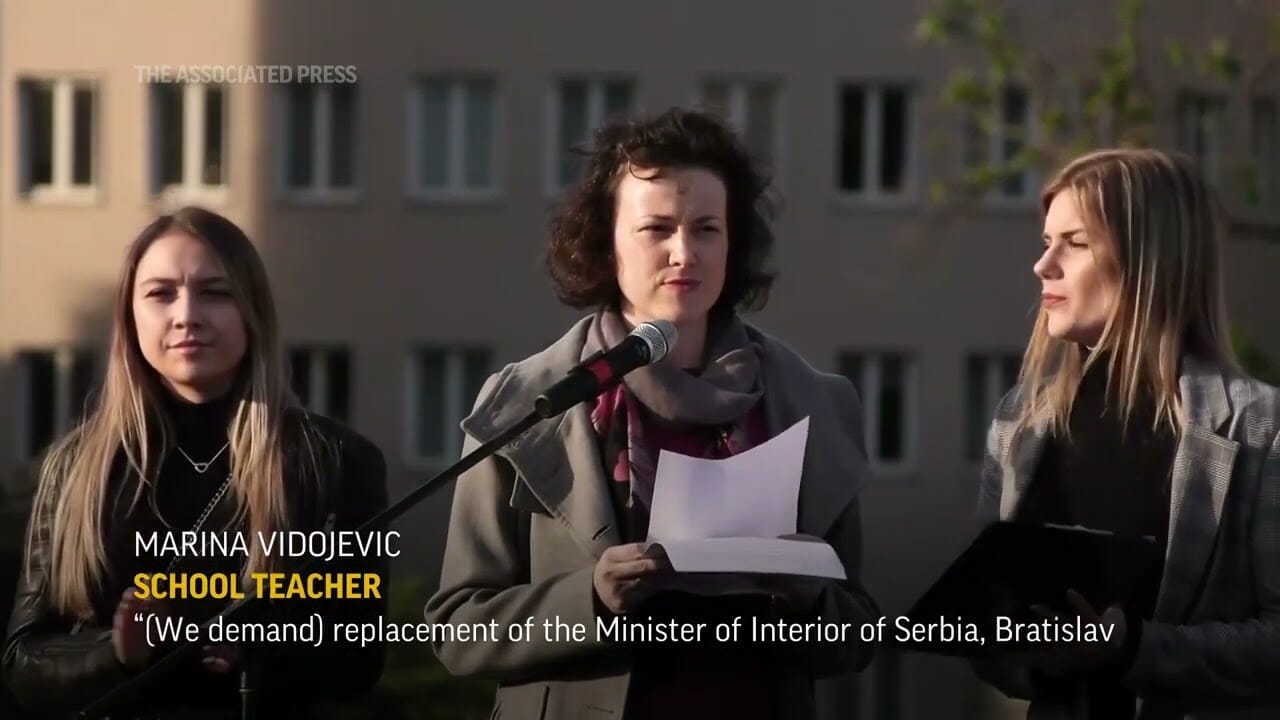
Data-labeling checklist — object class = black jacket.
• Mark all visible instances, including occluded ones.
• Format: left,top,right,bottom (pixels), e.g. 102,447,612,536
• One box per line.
2,411,389,719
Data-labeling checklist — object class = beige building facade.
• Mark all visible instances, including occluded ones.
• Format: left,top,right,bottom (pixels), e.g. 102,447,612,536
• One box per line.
2,1,1277,717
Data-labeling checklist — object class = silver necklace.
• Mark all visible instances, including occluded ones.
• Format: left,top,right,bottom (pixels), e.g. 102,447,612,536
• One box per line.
164,473,234,574
177,441,230,474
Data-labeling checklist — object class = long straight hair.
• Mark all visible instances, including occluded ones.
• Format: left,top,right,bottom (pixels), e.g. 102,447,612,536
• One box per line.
28,207,324,620
1016,149,1235,440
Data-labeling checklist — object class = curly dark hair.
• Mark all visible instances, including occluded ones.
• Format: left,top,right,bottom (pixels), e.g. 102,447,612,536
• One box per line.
546,107,777,314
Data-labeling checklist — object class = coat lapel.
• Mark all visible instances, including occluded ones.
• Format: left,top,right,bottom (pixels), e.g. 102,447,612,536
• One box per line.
460,317,622,560
1152,357,1238,621
503,407,623,558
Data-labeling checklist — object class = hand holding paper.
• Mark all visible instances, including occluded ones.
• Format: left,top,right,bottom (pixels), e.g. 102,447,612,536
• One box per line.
643,417,847,580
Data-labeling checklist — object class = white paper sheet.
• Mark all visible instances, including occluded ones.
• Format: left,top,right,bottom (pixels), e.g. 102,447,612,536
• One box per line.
644,417,847,580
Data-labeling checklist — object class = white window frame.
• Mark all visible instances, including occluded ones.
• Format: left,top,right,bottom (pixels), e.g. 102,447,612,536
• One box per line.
405,77,500,203
835,82,918,206
150,82,229,206
545,78,636,196
276,83,359,203
842,352,918,473
1176,91,1226,185
404,347,489,468
18,77,99,204
288,346,351,419
696,78,785,175
15,348,97,459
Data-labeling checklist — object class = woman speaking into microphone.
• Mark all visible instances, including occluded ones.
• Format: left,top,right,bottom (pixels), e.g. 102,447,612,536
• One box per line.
975,149,1280,717
426,108,879,719
3,207,388,718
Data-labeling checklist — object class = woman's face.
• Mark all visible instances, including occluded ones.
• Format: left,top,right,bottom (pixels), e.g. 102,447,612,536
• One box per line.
613,166,728,331
1035,190,1119,347
132,232,248,402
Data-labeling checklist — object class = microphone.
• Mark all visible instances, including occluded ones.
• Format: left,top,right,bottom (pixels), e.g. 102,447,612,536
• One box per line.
534,320,677,418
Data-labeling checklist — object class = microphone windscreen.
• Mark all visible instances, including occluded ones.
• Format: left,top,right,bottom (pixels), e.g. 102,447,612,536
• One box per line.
633,320,677,363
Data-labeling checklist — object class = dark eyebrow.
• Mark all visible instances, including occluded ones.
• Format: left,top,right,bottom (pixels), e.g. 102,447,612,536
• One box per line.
1041,228,1087,241
137,275,229,287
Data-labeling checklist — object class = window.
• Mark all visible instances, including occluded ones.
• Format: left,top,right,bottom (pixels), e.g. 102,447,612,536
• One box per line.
1176,92,1226,184
19,78,97,199
965,353,1021,462
151,82,227,198
16,348,99,459
838,352,915,468
288,346,352,422
964,85,1032,198
1251,96,1277,203
549,78,635,191
406,347,492,466
838,84,913,197
408,77,496,198
701,79,780,168
281,83,356,196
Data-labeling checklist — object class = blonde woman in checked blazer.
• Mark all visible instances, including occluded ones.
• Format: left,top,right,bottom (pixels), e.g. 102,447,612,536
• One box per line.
974,149,1280,720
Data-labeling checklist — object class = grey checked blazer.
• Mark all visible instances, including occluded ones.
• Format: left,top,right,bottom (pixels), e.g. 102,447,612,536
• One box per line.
974,355,1280,720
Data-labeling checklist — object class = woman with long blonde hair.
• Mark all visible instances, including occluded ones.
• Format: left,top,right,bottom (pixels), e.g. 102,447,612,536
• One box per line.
976,149,1280,718
3,207,388,718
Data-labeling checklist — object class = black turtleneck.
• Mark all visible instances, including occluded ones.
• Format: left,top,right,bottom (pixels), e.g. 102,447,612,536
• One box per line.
1016,358,1177,716
99,390,243,625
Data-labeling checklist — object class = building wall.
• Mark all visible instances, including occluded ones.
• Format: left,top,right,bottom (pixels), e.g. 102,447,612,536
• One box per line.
2,1,1277,717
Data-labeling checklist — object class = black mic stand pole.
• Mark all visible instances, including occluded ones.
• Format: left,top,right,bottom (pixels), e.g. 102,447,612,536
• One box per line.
79,405,549,720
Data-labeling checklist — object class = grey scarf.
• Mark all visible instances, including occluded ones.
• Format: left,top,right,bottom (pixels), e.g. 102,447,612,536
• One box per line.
583,309,764,517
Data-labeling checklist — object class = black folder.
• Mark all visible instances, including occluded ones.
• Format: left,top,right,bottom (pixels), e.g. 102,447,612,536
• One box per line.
898,521,1163,657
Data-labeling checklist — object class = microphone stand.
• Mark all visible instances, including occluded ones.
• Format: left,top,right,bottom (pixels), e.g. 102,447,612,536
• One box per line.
78,406,547,719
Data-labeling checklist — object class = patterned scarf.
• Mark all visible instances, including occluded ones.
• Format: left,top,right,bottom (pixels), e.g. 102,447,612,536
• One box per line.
585,309,764,539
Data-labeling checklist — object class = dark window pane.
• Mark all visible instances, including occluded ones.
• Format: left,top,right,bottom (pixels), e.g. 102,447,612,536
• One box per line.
558,81,588,187
419,81,450,188
745,83,775,166
965,356,987,462
203,86,225,185
878,355,905,462
1000,355,1021,392
839,86,865,191
72,86,95,186
1253,98,1277,199
25,83,55,187
462,349,492,412
463,80,493,189
156,83,185,187
69,351,97,426
416,350,447,458
603,81,633,120
286,83,314,188
326,349,351,422
289,349,312,407
879,87,908,192
21,352,56,458
838,353,864,401
1001,86,1027,196
330,84,355,188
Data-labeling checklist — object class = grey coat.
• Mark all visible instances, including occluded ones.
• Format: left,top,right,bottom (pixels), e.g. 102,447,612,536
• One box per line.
425,316,879,720
976,356,1280,719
